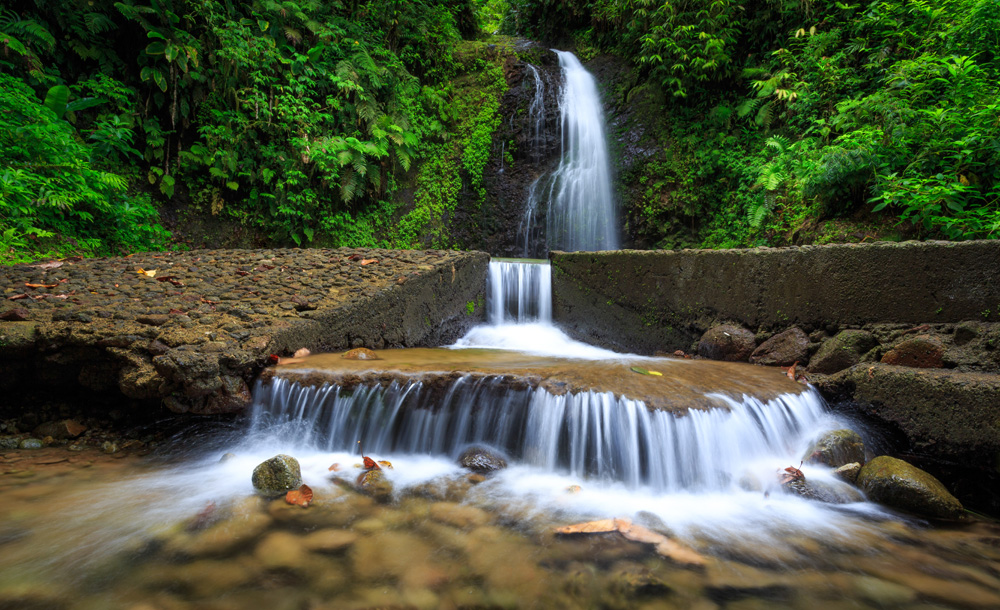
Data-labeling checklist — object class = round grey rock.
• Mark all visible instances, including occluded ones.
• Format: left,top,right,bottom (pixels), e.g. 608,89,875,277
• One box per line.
458,446,508,474
252,454,302,497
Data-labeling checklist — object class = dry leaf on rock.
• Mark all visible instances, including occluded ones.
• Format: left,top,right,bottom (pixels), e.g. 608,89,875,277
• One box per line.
293,348,311,358
556,518,706,567
285,484,313,508
136,268,157,277
328,462,342,472
360,259,378,265
25,283,57,289
31,261,63,270
377,460,393,469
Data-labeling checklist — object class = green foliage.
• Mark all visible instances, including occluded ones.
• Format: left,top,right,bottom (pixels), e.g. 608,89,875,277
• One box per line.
0,74,168,262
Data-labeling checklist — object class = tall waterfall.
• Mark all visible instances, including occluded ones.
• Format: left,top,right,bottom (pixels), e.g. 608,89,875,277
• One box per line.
546,51,619,252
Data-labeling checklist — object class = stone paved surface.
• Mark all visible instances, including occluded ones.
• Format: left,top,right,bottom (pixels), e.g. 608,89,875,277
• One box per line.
0,248,488,414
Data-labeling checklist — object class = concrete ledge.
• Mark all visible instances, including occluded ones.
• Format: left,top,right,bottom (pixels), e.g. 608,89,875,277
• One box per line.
550,241,1000,354
0,248,488,415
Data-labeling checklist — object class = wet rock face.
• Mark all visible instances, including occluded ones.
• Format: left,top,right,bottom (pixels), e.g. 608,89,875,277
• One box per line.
458,446,508,474
857,456,964,520
252,454,302,497
809,329,877,374
697,325,756,362
750,327,809,367
805,429,866,468
881,335,945,368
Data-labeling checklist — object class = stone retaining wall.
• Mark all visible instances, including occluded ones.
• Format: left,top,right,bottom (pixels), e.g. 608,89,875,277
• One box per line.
550,241,1000,354
0,248,488,415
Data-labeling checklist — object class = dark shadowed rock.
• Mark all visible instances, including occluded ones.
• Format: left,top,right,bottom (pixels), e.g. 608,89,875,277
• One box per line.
804,429,865,468
881,334,945,368
809,329,877,374
458,446,508,474
252,454,302,497
697,325,756,362
32,419,86,440
857,456,964,519
750,327,809,366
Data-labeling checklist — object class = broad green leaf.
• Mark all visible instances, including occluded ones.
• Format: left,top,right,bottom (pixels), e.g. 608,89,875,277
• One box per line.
43,85,70,119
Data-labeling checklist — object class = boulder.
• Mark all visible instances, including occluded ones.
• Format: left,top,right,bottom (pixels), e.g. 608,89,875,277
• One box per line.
750,327,809,367
32,419,86,440
881,334,945,368
856,456,964,519
804,429,865,468
252,454,302,497
809,329,877,374
697,324,756,362
784,478,865,504
458,446,508,474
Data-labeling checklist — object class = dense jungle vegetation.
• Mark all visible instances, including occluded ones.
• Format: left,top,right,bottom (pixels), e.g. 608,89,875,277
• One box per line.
2,0,998,262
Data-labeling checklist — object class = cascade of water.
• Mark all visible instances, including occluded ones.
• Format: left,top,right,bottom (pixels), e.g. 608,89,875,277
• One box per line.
526,64,546,161
546,51,619,252
487,259,551,324
250,376,834,493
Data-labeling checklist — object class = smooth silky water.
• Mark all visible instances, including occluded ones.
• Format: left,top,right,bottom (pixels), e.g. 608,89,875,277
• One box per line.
3,51,1000,609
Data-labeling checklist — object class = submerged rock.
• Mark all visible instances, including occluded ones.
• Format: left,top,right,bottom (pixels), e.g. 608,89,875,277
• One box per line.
750,327,809,367
809,329,877,374
18,438,43,449
784,478,865,504
856,456,964,519
357,469,393,503
458,446,508,474
342,347,379,360
881,334,945,368
804,429,865,468
697,324,756,362
252,454,302,497
32,419,86,440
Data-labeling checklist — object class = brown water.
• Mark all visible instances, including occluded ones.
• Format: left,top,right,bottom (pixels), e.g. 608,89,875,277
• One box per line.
3,444,1000,610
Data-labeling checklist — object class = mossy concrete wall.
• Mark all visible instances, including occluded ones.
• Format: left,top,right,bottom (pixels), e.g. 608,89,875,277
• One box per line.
550,241,1000,354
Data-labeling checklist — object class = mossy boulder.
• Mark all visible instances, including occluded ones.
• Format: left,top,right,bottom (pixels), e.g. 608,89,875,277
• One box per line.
750,327,809,367
697,324,756,362
856,456,964,519
252,454,302,497
357,469,393,503
805,429,866,468
881,335,945,368
809,329,877,374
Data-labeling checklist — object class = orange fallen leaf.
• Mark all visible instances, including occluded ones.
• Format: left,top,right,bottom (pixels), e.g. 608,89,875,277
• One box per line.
360,259,378,265
565,485,582,493
376,460,393,470
555,518,618,534
285,484,313,508
363,456,380,470
780,461,805,485
136,268,156,277
785,361,798,381
25,283,57,289
556,518,706,566
328,462,342,472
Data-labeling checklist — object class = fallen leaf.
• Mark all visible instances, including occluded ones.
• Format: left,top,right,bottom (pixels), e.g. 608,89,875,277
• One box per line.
556,518,706,567
630,366,651,375
780,461,805,485
360,259,378,265
363,456,380,470
276,356,306,365
285,484,313,508
136,268,156,277
376,460,393,470
187,502,218,531
156,276,184,287
328,462,342,472
565,485,582,493
785,361,798,381
31,261,63,270
25,283,57,289
647,370,662,376
235,270,249,276
293,347,311,358
555,518,619,534
7,294,29,301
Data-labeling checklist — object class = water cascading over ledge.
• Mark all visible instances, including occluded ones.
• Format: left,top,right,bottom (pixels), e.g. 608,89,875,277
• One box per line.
250,375,829,492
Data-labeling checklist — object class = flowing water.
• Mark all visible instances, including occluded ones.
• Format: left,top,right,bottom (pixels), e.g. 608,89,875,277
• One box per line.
2,53,1000,610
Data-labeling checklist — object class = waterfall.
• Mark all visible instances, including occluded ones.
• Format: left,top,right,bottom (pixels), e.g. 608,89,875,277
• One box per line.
250,376,832,493
546,50,619,252
526,64,546,161
487,259,551,323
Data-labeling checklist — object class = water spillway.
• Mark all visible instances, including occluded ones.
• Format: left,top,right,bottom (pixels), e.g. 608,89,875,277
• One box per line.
486,259,551,323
